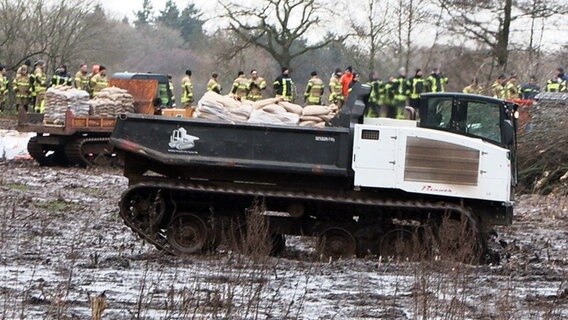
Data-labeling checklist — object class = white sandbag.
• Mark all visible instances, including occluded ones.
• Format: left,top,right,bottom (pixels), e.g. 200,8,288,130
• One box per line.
300,115,323,122
94,92,110,99
273,112,300,125
279,101,304,115
230,105,253,118
252,97,282,110
248,110,282,124
319,114,335,122
262,104,287,114
299,120,317,127
218,95,242,110
303,105,331,116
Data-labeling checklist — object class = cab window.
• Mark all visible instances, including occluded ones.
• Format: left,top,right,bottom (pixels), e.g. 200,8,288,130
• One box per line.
422,97,452,129
464,101,502,144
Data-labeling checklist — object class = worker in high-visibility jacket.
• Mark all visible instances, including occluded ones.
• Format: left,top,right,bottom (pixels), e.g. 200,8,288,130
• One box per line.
13,65,30,112
247,69,266,101
30,60,47,113
426,67,448,92
74,64,90,92
231,71,249,100
392,68,410,119
409,69,425,112
304,71,324,105
51,65,72,87
90,65,108,95
180,69,194,108
504,74,520,100
273,67,295,102
366,71,383,117
384,75,397,119
0,65,8,113
207,72,222,94
328,68,343,108
545,74,566,92
463,77,483,94
492,74,507,99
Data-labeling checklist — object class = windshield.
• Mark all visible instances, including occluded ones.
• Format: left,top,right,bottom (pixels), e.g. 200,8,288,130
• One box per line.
422,97,503,145
463,100,501,143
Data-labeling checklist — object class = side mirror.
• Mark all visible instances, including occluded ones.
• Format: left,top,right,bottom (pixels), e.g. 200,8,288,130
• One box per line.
503,120,515,146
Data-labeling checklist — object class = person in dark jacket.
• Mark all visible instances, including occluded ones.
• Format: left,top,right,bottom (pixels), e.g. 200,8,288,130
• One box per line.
51,65,72,87
409,69,425,112
520,76,540,100
273,67,295,101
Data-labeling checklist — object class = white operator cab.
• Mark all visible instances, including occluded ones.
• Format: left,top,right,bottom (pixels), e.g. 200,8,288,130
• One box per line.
353,93,518,204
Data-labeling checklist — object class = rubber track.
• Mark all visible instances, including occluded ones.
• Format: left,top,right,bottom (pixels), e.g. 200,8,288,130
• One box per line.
27,137,48,165
65,137,111,167
27,137,66,166
119,181,479,256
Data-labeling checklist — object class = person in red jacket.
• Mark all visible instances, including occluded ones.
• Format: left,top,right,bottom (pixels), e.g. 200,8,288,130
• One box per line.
340,66,353,98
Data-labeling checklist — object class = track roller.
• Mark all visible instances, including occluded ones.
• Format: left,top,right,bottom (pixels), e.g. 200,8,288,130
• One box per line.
167,213,209,254
379,227,422,260
318,227,357,259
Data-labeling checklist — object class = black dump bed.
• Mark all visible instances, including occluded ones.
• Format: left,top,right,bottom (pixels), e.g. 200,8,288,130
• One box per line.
110,85,369,187
111,114,353,176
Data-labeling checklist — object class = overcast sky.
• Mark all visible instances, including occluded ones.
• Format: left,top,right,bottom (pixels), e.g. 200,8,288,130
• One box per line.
96,0,567,51
97,0,215,19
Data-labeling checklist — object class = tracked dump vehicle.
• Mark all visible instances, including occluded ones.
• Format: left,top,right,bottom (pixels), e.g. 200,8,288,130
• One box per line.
18,73,172,166
110,86,517,260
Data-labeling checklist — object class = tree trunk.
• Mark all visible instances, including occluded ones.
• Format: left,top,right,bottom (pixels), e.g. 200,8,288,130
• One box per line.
405,0,413,75
495,0,512,71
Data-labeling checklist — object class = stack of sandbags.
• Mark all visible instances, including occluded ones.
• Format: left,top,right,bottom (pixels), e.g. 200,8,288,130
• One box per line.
247,98,301,125
196,92,335,127
197,91,253,123
44,86,90,124
300,105,334,128
90,87,135,117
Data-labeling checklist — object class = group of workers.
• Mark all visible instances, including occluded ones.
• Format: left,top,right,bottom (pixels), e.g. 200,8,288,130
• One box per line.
480,67,568,102
2,59,566,117
179,66,449,119
188,64,568,119
0,61,108,113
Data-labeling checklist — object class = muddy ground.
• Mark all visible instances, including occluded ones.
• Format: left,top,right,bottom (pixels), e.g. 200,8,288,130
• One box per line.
0,159,566,320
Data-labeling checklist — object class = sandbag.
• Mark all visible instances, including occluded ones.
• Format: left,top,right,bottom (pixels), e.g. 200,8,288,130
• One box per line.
262,104,287,114
252,97,282,110
299,120,317,127
303,105,331,116
279,101,303,115
273,112,300,124
300,115,323,122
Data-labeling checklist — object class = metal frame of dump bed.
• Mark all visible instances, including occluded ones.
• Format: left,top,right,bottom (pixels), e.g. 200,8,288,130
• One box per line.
111,113,354,188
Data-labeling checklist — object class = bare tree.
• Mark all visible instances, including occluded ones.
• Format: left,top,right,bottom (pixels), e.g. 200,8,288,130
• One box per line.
346,0,394,74
394,0,431,73
438,0,568,74
218,0,345,69
0,0,101,71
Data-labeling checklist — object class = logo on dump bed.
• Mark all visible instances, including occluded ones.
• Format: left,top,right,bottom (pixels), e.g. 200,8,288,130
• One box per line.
168,128,199,152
